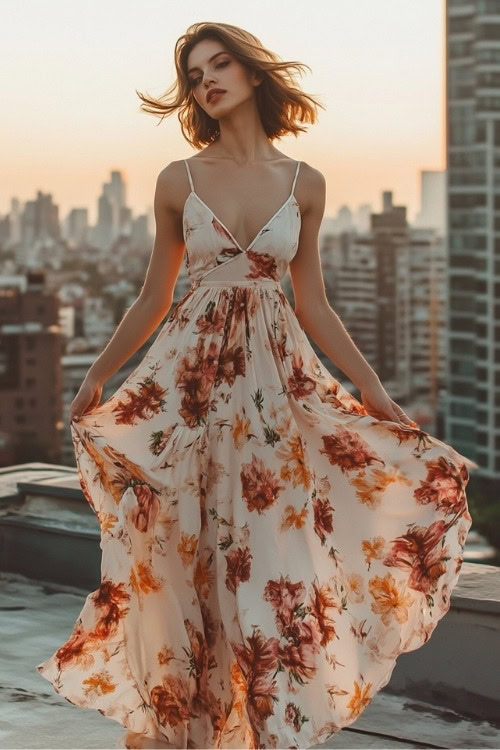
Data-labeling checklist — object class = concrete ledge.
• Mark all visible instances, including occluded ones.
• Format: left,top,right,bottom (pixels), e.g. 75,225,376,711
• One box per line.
384,562,500,721
450,561,500,614
0,516,101,589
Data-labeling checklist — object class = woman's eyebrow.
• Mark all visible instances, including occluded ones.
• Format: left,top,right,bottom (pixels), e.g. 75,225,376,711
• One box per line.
187,51,227,75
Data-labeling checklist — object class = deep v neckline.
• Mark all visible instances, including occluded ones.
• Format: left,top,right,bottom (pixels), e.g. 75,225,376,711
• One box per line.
183,159,301,254
188,192,296,254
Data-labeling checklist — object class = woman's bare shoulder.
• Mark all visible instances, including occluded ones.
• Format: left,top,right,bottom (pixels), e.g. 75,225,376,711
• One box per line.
298,160,325,187
155,160,192,214
296,160,326,215
157,159,191,184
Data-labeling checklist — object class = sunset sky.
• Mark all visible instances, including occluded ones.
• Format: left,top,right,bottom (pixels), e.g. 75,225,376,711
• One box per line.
2,0,445,225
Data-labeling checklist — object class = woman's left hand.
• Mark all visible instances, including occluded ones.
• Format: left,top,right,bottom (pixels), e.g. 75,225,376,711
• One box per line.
360,380,419,428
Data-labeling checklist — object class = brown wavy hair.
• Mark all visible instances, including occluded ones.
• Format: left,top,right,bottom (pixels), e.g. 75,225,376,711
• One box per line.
135,21,325,150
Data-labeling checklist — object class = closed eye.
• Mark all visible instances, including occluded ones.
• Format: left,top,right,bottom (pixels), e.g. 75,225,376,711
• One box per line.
189,60,229,88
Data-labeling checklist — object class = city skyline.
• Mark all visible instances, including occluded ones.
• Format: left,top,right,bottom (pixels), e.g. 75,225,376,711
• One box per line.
9,165,446,241
2,0,445,223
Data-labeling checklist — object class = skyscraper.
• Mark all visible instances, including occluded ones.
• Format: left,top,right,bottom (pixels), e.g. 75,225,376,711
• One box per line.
445,0,500,479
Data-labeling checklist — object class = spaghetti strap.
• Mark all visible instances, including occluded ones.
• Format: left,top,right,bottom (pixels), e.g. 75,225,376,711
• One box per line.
184,159,194,192
291,160,301,196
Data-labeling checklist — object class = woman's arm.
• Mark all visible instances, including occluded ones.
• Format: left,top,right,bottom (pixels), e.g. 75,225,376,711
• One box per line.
85,161,187,386
289,164,380,393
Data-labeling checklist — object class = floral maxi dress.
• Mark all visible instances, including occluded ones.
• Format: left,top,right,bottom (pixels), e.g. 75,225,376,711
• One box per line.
36,159,477,749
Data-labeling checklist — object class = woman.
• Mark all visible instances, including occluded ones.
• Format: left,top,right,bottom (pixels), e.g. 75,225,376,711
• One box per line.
37,21,477,750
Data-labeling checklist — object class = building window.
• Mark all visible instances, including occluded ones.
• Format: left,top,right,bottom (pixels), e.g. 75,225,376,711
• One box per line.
451,402,476,418
476,367,488,381
451,359,476,377
451,424,475,441
451,338,475,356
476,346,488,359
450,315,475,333
451,382,473,396
477,388,488,403
477,431,488,446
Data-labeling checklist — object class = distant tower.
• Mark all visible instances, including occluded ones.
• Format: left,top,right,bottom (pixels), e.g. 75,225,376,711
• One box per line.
95,171,127,249
413,170,446,233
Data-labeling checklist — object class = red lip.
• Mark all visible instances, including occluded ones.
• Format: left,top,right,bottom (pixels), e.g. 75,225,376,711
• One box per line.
207,89,226,103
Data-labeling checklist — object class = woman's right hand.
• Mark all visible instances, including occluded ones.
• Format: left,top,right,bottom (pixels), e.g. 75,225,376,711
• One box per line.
69,377,104,424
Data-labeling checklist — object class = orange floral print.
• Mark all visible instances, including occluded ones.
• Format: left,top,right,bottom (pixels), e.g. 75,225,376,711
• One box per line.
369,572,415,625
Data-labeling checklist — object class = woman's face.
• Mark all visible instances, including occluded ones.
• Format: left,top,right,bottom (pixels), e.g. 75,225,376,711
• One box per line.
186,38,260,117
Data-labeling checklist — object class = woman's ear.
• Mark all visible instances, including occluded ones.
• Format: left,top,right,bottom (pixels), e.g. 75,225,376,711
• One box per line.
252,70,264,87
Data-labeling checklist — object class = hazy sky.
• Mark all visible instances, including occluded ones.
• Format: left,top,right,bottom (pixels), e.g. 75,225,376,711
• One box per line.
2,0,444,224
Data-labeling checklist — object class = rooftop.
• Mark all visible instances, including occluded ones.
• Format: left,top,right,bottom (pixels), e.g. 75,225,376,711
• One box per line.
1,462,500,750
